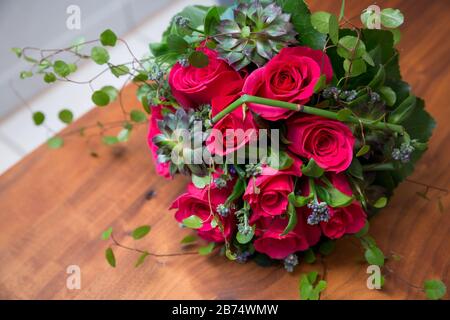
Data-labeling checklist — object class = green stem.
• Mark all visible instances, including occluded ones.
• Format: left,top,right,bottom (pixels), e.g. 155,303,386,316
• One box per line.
211,95,405,134
362,163,396,171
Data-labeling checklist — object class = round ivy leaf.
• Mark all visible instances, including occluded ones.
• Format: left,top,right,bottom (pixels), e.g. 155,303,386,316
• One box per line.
343,58,366,77
110,64,129,77
188,51,209,68
32,111,45,126
47,136,64,149
424,280,446,300
130,109,147,123
91,46,110,65
58,109,74,124
364,246,385,266
92,90,110,107
43,72,56,83
182,215,203,229
337,36,366,59
100,29,117,46
380,8,404,29
310,11,331,34
53,60,70,77
101,85,118,102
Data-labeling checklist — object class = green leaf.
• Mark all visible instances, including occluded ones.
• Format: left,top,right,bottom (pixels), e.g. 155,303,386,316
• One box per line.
182,215,203,229
47,136,64,149
101,227,113,240
338,0,345,21
236,225,255,244
68,63,77,73
356,144,371,157
379,86,397,106
20,71,33,79
301,158,324,178
368,65,386,89
348,158,364,180
299,271,326,300
131,225,151,240
267,149,294,170
337,36,366,59
110,64,130,77
53,60,70,77
102,136,119,145
365,246,385,266
105,247,116,267
180,234,197,244
424,280,447,300
362,51,375,67
343,58,366,77
32,111,45,126
130,109,147,123
316,184,353,208
290,192,313,207
280,202,297,236
101,85,118,102
380,8,404,28
188,51,209,68
328,14,339,45
204,6,224,35
391,29,401,45
373,197,387,208
314,74,326,93
91,46,110,65
310,12,331,34
43,72,57,83
198,242,215,255
389,95,416,124
58,109,73,124
304,249,316,264
167,34,189,54
319,240,335,256
355,221,369,238
100,29,118,46
92,90,110,107
225,249,237,261
117,128,131,142
225,178,245,206
134,251,149,268
11,47,22,57
192,174,210,188
336,108,352,121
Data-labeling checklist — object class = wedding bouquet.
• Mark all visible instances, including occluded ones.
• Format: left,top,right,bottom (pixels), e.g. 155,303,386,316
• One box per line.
145,0,434,272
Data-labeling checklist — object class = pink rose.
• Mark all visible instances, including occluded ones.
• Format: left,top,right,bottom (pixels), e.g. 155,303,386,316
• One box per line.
168,47,244,109
319,174,367,239
243,46,333,121
170,173,235,243
244,158,302,221
253,210,321,259
206,94,258,156
147,105,172,178
287,115,355,173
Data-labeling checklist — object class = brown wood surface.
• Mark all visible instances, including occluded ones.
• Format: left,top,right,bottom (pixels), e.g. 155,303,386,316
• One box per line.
0,0,449,300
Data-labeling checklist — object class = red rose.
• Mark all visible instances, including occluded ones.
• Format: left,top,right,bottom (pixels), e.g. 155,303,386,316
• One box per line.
168,47,244,109
319,174,367,239
287,115,355,173
170,173,235,243
147,105,172,178
206,94,258,156
243,158,302,221
253,210,321,259
243,46,333,121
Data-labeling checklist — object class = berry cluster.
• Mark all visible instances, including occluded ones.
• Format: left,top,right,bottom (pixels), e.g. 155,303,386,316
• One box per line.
245,163,263,177
307,201,330,225
216,204,230,217
283,254,299,272
392,142,415,163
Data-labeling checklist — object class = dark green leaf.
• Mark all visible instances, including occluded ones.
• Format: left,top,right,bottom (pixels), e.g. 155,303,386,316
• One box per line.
319,240,335,256
182,215,203,229
92,90,110,107
47,136,64,149
348,158,364,180
280,202,297,236
180,234,197,244
130,109,147,123
337,36,366,59
314,74,326,93
304,249,316,264
204,6,224,35
336,108,352,121
424,280,447,300
225,178,245,206
32,111,45,126
100,29,118,46
188,51,209,68
131,225,151,240
91,46,110,65
389,95,416,124
105,247,116,267
58,109,73,124
356,144,371,157
355,221,369,238
379,86,396,106
167,34,189,54
343,58,366,77
53,60,70,77
134,251,149,268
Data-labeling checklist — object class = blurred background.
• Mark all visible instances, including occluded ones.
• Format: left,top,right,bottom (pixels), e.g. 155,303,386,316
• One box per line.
0,0,230,174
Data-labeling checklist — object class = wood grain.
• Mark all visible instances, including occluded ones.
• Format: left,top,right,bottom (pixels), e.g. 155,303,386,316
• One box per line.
0,0,449,300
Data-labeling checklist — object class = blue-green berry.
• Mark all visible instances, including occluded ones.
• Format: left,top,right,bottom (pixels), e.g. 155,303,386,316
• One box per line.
284,254,299,272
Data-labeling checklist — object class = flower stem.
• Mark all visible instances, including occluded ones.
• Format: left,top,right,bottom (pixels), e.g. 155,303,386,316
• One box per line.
211,95,405,134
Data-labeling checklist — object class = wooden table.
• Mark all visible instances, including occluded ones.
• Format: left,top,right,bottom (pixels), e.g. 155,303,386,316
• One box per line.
0,0,449,300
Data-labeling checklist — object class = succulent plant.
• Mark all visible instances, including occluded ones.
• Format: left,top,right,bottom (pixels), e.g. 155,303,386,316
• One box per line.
214,1,297,70
153,108,209,177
